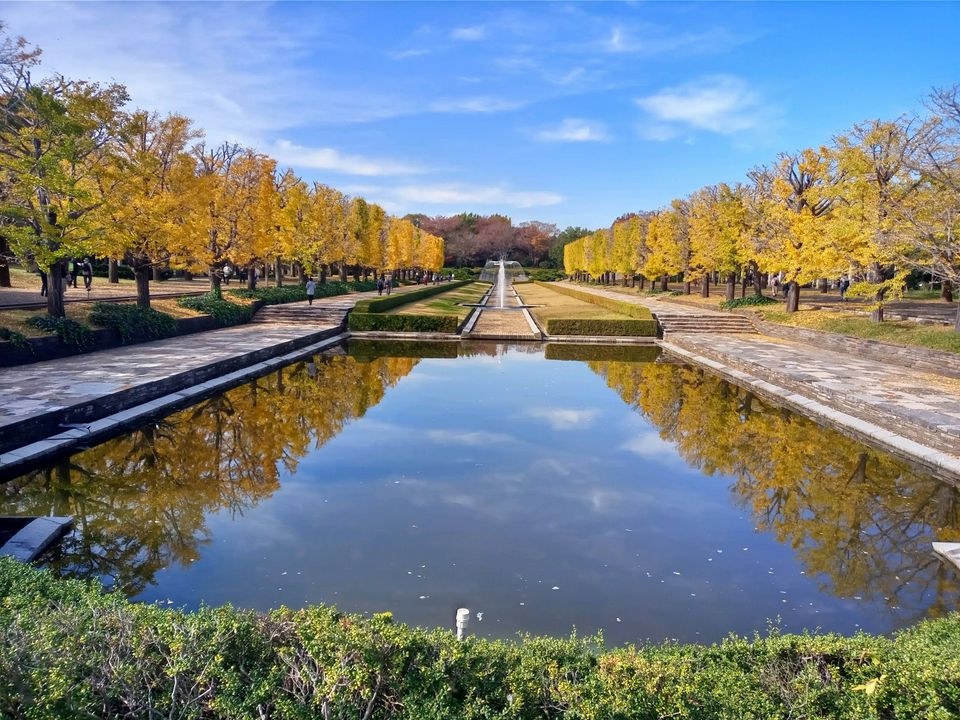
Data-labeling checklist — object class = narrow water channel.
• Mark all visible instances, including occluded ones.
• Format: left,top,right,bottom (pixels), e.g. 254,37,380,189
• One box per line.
2,340,958,645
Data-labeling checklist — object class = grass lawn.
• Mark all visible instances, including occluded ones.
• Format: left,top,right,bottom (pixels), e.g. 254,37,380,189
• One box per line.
520,282,637,324
385,282,489,322
756,307,960,354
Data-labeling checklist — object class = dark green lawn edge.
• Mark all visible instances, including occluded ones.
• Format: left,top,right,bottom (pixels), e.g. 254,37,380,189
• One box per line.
1,558,958,719
545,317,658,336
352,281,472,314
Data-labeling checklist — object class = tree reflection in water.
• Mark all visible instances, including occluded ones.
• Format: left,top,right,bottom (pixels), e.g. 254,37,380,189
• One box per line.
0,354,418,595
587,359,960,624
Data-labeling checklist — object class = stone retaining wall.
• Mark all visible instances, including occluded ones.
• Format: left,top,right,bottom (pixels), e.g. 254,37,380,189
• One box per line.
748,316,960,379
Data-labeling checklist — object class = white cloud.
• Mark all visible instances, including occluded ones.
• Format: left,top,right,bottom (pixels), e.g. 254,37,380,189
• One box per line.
391,47,432,60
635,75,767,137
602,24,745,56
426,430,514,446
270,140,424,176
525,407,600,430
451,25,486,41
620,431,675,459
430,96,526,114
389,183,563,208
536,118,609,143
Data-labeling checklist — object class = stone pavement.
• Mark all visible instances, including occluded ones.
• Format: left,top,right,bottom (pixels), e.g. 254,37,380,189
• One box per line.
0,286,423,453
462,283,541,339
663,332,960,462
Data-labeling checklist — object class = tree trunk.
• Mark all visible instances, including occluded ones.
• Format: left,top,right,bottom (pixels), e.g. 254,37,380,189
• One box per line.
955,301,960,333
871,286,886,322
786,281,800,312
209,269,221,295
752,262,763,296
151,265,162,282
108,258,119,283
353,265,361,282
816,277,828,293
0,238,9,287
319,265,327,284
684,280,691,294
134,263,151,309
639,276,645,290
942,279,953,303
741,269,748,298
339,263,347,282
726,272,736,301
275,256,283,287
701,275,710,298
660,275,668,291
246,266,256,290
184,270,193,281
47,260,66,317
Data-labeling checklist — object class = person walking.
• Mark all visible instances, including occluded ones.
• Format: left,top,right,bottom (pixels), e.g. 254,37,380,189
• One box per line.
306,277,316,305
377,276,384,296
385,276,392,295
66,258,75,288
81,258,93,290
38,267,47,297
839,276,850,302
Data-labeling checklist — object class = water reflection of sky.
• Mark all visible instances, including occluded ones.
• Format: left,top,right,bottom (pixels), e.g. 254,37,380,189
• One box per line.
8,343,960,645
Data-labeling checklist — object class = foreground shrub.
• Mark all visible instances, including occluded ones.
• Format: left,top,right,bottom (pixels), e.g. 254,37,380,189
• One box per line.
537,281,654,320
1,558,958,719
348,312,460,333
177,292,253,326
0,326,29,350
228,285,308,304
25,315,94,349
88,302,178,342
720,294,779,309
528,268,565,282
545,317,658,336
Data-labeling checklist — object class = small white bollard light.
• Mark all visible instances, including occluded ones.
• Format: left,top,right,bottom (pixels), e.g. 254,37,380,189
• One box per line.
455,608,470,640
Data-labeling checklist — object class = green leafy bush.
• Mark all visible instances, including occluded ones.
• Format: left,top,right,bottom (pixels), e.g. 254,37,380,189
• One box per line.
546,317,658,336
177,292,253,326
228,285,308,305
527,268,565,282
348,312,460,333
1,557,959,719
720,294,779,309
25,315,95,349
0,326,30,350
353,281,471,314
346,279,378,292
537,281,654,320
88,302,177,343
443,266,478,281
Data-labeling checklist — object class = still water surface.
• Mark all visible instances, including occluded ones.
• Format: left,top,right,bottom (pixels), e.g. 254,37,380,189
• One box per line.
3,341,958,644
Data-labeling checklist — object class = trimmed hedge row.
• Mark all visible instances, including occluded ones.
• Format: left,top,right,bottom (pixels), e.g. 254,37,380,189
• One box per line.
353,280,472,314
348,312,460,333
536,281,655,320
545,317,658,337
1,558,959,719
88,302,178,343
177,293,254,326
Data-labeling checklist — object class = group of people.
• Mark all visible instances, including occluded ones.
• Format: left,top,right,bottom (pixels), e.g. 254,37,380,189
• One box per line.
38,258,93,297
375,276,393,297
770,274,851,301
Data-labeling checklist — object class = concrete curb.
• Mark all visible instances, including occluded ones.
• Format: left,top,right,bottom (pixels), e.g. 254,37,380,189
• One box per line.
0,516,73,561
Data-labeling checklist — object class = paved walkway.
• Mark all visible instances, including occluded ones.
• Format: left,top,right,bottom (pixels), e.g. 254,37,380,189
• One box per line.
0,278,210,308
0,286,423,450
463,283,540,339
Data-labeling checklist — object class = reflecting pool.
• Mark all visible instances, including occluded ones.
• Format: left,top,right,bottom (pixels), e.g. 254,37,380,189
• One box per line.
3,340,959,644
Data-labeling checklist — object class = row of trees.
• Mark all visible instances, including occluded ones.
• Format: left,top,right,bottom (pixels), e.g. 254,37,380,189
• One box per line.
564,86,960,327
0,25,444,316
411,212,587,269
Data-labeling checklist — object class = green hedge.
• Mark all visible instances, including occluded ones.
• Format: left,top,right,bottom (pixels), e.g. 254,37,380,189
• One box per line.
353,280,472,314
536,281,654,320
88,302,178,343
545,317,658,336
177,292,253,326
348,312,460,333
25,315,95,349
228,279,375,305
1,558,959,719
720,294,779,309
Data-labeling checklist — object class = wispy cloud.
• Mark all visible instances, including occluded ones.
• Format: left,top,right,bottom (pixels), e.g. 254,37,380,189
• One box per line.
430,96,526,114
635,75,768,138
525,407,600,430
451,25,486,41
391,184,563,208
426,430,514,446
270,140,424,177
536,118,609,143
602,23,745,56
390,47,431,60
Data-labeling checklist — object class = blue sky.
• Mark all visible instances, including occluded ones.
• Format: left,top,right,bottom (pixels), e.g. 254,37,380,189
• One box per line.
4,1,958,228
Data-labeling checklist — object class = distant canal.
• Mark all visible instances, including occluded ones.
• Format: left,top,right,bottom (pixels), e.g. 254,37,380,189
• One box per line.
3,340,958,645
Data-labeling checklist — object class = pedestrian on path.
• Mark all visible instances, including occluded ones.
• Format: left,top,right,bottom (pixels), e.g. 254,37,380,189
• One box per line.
377,277,384,296
385,276,392,295
38,267,47,297
82,258,93,290
839,277,850,302
306,277,316,305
